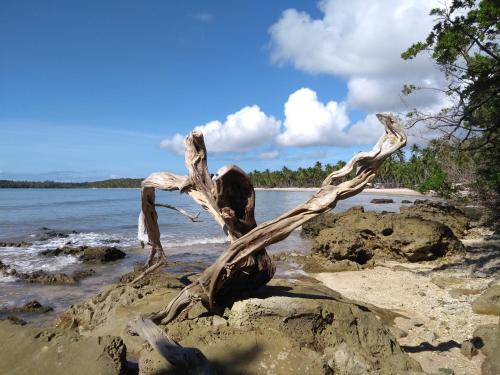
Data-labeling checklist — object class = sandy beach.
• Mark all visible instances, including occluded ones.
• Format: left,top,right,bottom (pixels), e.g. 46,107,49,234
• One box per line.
255,187,425,196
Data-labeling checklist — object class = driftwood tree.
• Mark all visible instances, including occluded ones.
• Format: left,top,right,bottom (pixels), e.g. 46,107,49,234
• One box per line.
132,113,407,370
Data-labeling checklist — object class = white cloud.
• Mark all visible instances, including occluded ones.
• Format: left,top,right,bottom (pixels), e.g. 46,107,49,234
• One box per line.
258,150,280,160
269,0,447,112
160,105,281,155
277,88,381,147
161,87,406,158
160,133,185,155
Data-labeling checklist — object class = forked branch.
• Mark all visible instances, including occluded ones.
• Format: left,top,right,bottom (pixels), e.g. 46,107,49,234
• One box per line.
131,113,407,371
148,112,406,323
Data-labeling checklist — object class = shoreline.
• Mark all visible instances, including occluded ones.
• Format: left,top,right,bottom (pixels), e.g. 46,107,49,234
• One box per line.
255,187,425,196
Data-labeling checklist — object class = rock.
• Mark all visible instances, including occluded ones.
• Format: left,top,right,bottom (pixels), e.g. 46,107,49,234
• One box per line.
0,321,127,375
473,324,500,375
58,271,421,375
0,260,16,277
419,330,438,343
0,300,53,314
82,246,125,262
0,241,32,248
460,339,478,359
400,199,470,238
39,246,84,257
1,316,27,325
370,198,394,204
389,325,408,339
471,285,500,316
302,206,364,238
1,260,96,285
17,269,95,285
38,230,70,241
435,368,455,375
56,269,185,330
402,200,412,204
40,245,126,263
311,207,464,263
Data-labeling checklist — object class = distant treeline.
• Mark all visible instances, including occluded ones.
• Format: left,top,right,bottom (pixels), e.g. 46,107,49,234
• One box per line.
0,178,143,189
0,142,476,197
249,142,466,196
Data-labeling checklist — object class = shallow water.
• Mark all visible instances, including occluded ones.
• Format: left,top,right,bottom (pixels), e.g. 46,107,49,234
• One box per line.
0,188,419,324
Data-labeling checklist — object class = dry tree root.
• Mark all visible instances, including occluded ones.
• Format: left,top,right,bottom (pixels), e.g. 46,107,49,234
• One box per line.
131,112,407,366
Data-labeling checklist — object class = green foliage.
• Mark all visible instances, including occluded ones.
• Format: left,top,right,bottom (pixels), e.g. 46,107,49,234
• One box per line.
402,0,499,212
248,144,457,196
402,0,499,147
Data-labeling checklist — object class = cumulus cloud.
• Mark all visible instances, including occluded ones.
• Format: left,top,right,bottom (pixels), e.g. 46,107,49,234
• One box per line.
277,88,381,147
269,0,447,112
159,134,185,155
160,105,281,155
161,88,392,157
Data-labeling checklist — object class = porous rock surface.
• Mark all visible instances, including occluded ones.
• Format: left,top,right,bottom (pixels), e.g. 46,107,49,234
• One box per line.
472,284,500,316
400,199,470,238
40,245,126,262
55,268,422,375
307,206,464,263
0,320,127,375
473,324,500,375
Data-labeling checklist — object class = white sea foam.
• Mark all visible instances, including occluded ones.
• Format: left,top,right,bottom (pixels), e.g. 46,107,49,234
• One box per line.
163,236,228,247
0,275,18,283
0,231,137,277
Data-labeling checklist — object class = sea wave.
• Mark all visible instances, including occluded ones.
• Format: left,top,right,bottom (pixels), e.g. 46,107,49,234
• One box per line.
0,231,136,277
0,275,18,283
162,236,228,247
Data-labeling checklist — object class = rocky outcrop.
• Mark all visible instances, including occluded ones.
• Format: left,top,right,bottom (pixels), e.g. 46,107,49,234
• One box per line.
0,320,127,375
472,285,500,316
303,200,470,240
0,300,53,314
56,267,186,330
0,241,32,248
473,324,500,375
370,198,394,204
40,245,126,263
56,269,421,375
302,206,365,238
309,207,464,263
400,199,470,238
0,260,95,285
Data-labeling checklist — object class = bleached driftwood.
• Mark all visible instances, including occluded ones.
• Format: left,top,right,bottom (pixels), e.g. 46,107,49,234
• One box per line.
129,316,214,375
131,113,406,370
155,203,201,222
137,136,274,284
136,113,406,326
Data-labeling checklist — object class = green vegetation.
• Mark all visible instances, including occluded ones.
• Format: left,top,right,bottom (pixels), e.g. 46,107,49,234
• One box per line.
0,145,456,195
402,0,499,210
0,178,142,189
248,144,460,197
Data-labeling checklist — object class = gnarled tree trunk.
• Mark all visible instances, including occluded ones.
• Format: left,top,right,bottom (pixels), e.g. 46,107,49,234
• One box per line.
136,113,406,325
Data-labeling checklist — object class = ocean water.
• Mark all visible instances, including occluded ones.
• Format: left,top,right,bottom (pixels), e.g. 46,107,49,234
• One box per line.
0,188,418,323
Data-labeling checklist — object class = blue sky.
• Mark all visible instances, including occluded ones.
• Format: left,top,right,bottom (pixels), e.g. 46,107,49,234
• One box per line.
0,0,444,181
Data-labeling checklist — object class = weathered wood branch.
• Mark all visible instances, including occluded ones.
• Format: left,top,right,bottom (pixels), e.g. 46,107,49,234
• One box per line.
149,112,406,323
155,203,201,222
129,316,214,374
137,135,273,287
